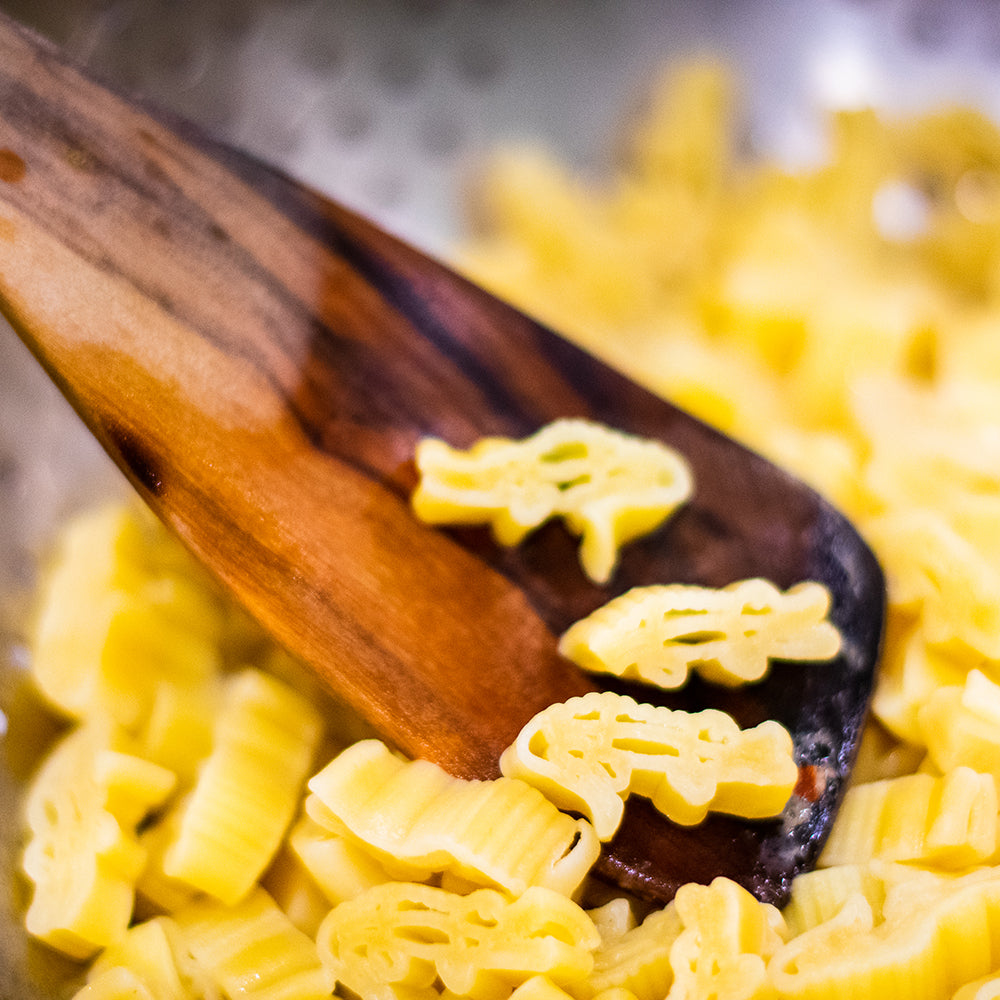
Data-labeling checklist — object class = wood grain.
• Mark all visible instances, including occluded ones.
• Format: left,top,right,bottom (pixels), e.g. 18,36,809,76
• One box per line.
0,13,884,905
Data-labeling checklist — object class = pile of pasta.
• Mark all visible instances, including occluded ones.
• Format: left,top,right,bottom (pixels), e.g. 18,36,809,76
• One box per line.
16,59,1000,1000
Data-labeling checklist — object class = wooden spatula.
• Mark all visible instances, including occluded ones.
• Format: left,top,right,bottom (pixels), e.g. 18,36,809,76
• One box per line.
0,13,883,907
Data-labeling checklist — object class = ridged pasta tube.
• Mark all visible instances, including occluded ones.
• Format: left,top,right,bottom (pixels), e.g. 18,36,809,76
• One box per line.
30,503,224,728
816,766,997,869
316,882,599,1000
559,578,841,690
160,668,322,904
412,418,693,583
769,867,1000,1000
918,670,1000,794
305,738,600,897
22,718,176,960
86,918,194,1000
173,886,332,1000
500,691,798,839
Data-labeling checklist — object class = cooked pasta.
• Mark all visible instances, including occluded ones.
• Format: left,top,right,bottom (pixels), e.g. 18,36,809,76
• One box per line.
558,578,841,690
817,767,997,869
316,882,599,1000
412,417,693,583
22,718,176,960
305,738,599,898
19,51,1000,1000
157,668,323,905
499,690,798,839
667,878,786,1000
580,903,682,1000
173,886,332,1000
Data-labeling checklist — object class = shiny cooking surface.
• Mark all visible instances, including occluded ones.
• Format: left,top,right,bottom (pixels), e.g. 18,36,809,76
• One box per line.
0,1,998,997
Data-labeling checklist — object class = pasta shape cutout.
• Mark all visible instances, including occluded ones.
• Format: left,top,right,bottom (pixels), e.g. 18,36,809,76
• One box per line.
411,418,693,583
316,882,599,1000
499,691,798,840
305,738,600,898
667,877,786,1000
22,718,176,960
559,578,841,690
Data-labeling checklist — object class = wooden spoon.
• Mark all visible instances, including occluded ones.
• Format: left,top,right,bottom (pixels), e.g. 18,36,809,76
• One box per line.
0,14,883,907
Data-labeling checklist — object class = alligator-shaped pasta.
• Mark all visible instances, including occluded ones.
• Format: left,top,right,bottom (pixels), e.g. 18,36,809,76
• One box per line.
411,418,693,584
499,691,798,840
305,738,600,898
558,578,841,690
316,882,599,1000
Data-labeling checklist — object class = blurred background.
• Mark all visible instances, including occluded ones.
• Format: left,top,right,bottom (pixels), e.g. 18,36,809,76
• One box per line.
2,0,999,256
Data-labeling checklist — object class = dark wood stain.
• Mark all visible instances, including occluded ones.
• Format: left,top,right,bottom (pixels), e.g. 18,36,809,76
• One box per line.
0,148,25,183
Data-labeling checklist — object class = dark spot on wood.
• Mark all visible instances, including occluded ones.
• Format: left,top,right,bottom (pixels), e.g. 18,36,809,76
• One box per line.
105,422,165,497
0,148,26,183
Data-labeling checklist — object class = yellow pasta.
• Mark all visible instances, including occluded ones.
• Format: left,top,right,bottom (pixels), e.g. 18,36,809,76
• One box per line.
22,718,176,960
173,886,332,1000
511,978,580,1000
72,967,158,1000
768,868,1000,1000
918,671,1000,795
817,767,997,869
558,578,841,690
585,898,638,944
954,974,1000,1000
667,877,786,1000
86,919,193,1000
30,503,225,728
500,690,798,838
135,678,219,788
260,841,338,937
580,903,682,1000
781,863,889,938
412,418,693,583
316,882,599,1000
305,738,600,898
158,668,322,905
288,814,394,905
25,54,1000,1000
